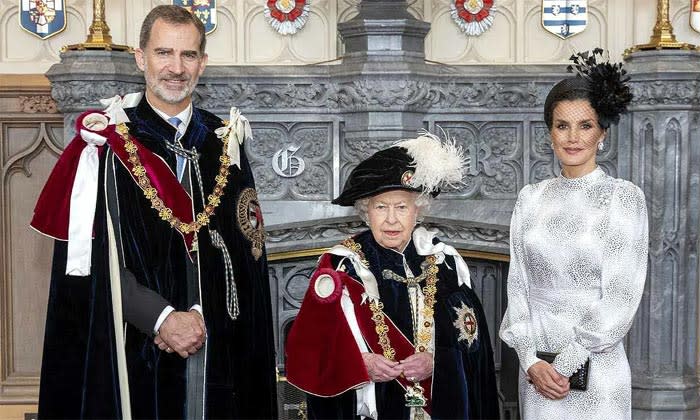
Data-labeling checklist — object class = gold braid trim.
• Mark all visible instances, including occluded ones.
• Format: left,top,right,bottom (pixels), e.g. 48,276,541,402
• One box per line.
370,300,396,361
416,256,438,352
341,237,369,267
115,121,232,235
342,237,438,358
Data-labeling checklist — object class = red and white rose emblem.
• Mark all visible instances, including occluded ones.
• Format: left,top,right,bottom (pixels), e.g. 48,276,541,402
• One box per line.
264,0,310,35
450,0,495,36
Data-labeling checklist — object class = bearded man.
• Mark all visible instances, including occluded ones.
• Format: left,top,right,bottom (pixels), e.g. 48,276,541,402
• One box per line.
34,5,277,419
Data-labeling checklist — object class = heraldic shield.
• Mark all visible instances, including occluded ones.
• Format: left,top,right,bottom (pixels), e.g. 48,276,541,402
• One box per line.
19,0,67,40
692,0,700,33
541,0,588,39
172,0,217,34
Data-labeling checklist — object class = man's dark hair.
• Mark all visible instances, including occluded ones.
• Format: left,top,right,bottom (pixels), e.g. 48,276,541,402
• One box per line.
139,5,206,54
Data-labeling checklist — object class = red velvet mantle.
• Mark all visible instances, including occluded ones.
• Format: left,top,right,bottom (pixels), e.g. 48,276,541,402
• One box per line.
31,110,196,252
285,253,433,413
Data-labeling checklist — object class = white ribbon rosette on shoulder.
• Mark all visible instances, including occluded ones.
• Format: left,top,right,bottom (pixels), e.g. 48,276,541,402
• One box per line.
65,93,143,275
215,107,252,170
99,92,143,125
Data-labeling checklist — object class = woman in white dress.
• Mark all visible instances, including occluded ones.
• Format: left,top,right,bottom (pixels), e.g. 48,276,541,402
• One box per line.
499,49,648,419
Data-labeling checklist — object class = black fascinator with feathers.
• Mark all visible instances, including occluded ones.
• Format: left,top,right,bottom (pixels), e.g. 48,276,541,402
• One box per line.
544,48,633,129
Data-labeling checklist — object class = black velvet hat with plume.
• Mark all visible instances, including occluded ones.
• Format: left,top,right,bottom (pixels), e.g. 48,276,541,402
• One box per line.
544,48,633,129
332,132,467,206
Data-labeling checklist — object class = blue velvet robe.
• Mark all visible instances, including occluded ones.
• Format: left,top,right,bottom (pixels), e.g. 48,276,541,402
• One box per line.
305,230,499,420
37,97,278,419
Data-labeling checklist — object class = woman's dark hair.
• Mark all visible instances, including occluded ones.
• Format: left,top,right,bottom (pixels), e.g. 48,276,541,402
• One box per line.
544,77,591,130
544,48,633,130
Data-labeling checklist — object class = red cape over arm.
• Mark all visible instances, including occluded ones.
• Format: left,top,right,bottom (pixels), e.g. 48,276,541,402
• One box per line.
285,254,370,396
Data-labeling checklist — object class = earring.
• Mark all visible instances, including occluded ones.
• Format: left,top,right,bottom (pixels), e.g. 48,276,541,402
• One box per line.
597,141,604,151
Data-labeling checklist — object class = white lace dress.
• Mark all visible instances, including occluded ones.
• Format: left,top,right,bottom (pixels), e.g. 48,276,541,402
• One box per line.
499,167,648,420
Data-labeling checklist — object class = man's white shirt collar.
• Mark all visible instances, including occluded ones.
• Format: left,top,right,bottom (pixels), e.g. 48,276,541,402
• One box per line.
148,98,193,134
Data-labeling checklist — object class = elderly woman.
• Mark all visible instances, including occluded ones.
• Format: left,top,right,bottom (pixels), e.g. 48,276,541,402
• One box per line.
286,134,499,420
499,49,648,419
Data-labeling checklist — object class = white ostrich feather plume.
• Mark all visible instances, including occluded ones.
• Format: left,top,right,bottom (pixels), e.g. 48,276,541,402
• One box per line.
394,129,468,194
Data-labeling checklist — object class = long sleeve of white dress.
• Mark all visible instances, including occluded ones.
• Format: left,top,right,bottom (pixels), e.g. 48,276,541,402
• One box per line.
553,181,648,376
499,169,649,376
499,167,648,418
499,184,540,372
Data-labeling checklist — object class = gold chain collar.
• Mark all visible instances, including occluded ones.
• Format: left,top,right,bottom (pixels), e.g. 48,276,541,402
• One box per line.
115,121,232,236
341,238,439,359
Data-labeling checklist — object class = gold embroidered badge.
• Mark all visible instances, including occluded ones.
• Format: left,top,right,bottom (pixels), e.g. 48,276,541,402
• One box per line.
401,170,414,187
453,301,478,348
237,188,266,260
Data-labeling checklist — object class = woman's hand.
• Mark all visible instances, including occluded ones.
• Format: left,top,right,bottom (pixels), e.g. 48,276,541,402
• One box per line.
362,352,403,383
527,361,570,400
399,352,433,382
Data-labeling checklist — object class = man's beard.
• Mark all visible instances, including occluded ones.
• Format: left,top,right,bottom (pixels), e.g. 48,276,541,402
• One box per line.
144,64,198,105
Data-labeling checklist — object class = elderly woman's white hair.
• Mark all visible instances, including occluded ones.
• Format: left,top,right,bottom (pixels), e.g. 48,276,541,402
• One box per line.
354,193,433,225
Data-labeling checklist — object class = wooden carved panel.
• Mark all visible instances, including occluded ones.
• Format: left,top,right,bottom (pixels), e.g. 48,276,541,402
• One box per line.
0,116,64,403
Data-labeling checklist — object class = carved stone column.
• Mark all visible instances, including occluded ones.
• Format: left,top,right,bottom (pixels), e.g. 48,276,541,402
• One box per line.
622,49,700,419
46,50,142,144
336,0,432,170
339,0,429,64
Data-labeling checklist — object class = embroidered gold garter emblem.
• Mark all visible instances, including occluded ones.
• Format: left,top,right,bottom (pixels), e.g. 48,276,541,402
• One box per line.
237,187,266,261
453,301,478,348
401,170,414,187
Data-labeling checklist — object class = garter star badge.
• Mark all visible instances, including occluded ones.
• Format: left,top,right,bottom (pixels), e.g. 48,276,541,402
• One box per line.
691,0,700,33
541,0,587,39
173,0,217,34
453,302,478,348
264,0,310,35
19,0,66,40
450,0,495,36
237,188,266,261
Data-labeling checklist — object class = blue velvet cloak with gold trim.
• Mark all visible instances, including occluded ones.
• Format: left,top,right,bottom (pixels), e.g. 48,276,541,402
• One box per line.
298,230,500,420
37,97,278,419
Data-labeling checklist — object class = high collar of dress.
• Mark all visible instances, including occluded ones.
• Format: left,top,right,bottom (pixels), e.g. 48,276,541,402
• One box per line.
557,166,605,189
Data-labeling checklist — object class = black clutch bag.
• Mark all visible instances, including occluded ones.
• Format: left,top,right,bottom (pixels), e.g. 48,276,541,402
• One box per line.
536,351,590,391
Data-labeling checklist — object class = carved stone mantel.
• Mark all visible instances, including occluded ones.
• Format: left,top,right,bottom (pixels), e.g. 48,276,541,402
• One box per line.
46,50,566,256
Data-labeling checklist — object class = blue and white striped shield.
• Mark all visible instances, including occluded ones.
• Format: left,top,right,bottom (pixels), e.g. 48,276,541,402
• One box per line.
691,0,700,33
19,0,66,40
173,0,217,35
542,0,587,39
